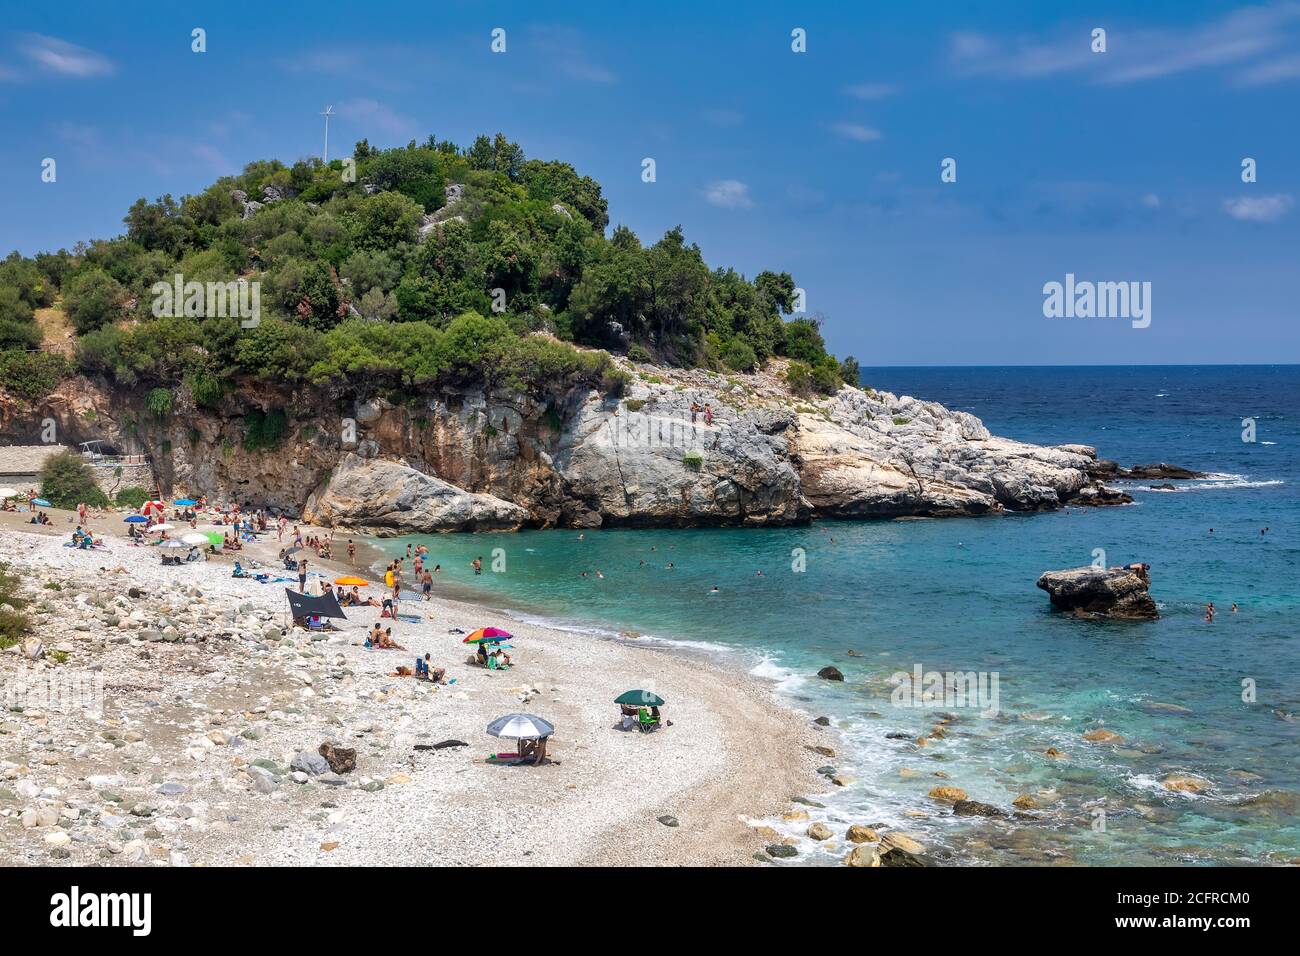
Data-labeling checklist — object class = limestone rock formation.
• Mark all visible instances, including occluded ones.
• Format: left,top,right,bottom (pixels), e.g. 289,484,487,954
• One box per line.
303,454,528,534
3,359,1142,532
1036,566,1159,619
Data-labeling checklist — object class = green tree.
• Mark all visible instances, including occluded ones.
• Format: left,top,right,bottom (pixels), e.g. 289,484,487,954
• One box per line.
40,450,110,509
63,268,126,335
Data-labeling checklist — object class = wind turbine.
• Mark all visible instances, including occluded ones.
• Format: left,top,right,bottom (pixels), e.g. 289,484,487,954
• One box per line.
320,105,335,163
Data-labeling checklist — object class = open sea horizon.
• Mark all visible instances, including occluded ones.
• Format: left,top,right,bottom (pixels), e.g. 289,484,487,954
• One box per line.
370,364,1299,865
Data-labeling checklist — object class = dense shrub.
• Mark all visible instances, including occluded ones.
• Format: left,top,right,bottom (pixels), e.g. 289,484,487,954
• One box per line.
145,387,173,416
0,351,70,400
39,450,110,509
721,338,758,372
63,268,126,335
114,485,150,509
784,360,813,397
242,408,289,451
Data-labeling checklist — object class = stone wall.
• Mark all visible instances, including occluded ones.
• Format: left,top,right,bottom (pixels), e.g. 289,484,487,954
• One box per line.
89,462,156,500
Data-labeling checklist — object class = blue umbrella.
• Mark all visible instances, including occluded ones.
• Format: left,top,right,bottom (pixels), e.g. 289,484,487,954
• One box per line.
124,515,148,523
174,499,197,506
32,498,51,507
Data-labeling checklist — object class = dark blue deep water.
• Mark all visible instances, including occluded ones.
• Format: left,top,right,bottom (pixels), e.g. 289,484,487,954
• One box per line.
377,366,1299,865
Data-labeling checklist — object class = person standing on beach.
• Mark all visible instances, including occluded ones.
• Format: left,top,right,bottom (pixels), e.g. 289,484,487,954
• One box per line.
348,539,356,564
421,568,433,601
298,558,308,593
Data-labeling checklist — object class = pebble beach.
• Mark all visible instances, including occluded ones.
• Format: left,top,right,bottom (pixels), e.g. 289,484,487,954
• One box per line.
0,512,849,867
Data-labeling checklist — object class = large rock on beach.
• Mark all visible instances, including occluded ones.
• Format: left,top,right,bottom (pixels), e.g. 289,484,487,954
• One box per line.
1036,566,1158,619
304,454,528,534
319,741,357,774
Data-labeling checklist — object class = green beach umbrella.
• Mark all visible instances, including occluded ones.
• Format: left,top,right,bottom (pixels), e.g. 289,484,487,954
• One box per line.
205,531,225,547
615,690,665,707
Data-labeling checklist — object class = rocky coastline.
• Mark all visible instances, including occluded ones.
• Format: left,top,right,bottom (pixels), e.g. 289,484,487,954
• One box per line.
2,361,1146,535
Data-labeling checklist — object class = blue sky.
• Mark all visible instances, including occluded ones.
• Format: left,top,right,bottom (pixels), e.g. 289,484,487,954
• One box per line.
1,0,1297,365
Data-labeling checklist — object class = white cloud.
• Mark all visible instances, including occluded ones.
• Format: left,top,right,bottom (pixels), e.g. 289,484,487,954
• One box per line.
843,82,897,100
19,34,114,78
277,48,365,76
949,4,1300,86
1222,194,1294,222
530,26,618,85
702,108,743,127
191,144,234,174
832,122,883,142
1141,193,1161,208
703,180,753,209
1236,53,1300,85
336,98,417,137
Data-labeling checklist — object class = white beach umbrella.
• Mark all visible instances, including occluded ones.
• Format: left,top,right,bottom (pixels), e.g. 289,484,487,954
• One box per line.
147,523,175,533
181,532,210,546
159,539,188,549
0,488,19,499
486,713,555,740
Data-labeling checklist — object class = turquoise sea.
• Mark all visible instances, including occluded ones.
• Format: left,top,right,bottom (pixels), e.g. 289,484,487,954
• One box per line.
373,366,1299,866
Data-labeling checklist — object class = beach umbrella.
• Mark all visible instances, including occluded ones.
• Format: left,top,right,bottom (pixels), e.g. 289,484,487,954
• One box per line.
124,515,149,524
142,500,165,515
174,498,198,507
146,523,175,533
205,531,225,547
285,546,303,556
32,498,51,507
0,488,18,499
159,539,188,549
335,576,369,586
615,689,666,707
181,532,210,546
486,713,554,740
464,626,513,644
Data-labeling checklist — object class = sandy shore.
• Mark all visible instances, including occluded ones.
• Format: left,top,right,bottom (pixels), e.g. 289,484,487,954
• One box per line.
0,510,827,866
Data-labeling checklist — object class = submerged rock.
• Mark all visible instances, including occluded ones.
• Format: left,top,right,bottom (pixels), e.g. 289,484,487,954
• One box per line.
952,799,1008,818
817,666,845,682
1036,566,1158,619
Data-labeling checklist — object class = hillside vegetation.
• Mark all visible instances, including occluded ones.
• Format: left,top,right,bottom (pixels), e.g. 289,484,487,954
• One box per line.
0,133,856,410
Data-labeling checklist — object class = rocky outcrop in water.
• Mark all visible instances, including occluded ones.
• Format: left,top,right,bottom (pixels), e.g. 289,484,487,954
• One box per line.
1036,566,1159,619
1085,458,1207,480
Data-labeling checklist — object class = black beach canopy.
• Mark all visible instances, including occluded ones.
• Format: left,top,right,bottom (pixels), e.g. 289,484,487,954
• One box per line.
284,588,347,620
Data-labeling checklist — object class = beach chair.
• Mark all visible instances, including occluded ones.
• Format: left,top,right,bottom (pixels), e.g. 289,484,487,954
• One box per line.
637,709,660,733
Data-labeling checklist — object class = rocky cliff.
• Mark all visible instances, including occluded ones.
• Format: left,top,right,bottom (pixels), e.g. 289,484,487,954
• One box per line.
0,358,1129,533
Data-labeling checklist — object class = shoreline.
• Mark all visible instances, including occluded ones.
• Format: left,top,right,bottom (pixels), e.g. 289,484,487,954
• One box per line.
0,512,840,866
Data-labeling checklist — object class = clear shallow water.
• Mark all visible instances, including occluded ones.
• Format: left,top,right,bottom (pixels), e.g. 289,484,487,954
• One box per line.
374,366,1299,866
